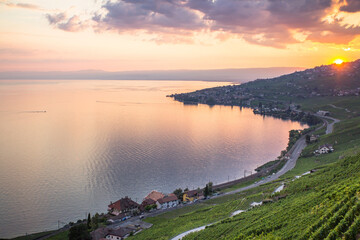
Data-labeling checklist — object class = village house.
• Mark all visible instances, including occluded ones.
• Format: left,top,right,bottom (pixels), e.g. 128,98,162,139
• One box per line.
139,198,156,212
317,110,330,116
156,193,179,209
108,196,140,216
310,135,318,143
183,190,203,202
144,190,165,202
91,226,135,240
314,144,334,155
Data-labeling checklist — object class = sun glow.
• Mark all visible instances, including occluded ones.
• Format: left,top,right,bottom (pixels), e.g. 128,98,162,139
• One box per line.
334,59,344,64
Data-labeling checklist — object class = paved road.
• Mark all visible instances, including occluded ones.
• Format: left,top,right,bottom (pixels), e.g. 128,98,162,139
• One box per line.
318,115,340,134
224,115,339,196
225,134,307,195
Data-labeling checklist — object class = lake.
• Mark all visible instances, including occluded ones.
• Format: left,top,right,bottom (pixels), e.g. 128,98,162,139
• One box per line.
0,80,306,238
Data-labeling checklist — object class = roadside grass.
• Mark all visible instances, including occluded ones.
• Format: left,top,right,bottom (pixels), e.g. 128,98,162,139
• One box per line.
157,203,210,219
46,230,69,240
11,231,56,240
312,124,326,135
220,178,258,193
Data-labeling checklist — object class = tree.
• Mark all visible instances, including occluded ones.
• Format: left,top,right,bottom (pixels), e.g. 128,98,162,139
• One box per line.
87,213,91,229
91,213,99,230
305,134,311,144
173,188,183,199
204,184,209,197
208,182,213,194
204,182,213,197
69,224,91,240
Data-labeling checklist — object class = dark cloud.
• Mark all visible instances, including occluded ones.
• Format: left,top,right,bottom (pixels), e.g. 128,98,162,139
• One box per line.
266,0,332,28
340,0,360,12
93,0,205,33
46,0,360,47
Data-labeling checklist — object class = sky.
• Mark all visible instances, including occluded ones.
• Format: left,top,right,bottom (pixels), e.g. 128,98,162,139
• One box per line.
0,0,360,72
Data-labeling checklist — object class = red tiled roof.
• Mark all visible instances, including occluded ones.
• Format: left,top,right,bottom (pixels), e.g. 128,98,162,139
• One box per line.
108,196,139,212
141,198,156,206
144,190,165,202
157,193,178,204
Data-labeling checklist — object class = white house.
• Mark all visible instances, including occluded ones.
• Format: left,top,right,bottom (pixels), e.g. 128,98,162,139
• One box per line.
314,144,334,154
105,227,133,240
317,110,330,116
156,194,179,209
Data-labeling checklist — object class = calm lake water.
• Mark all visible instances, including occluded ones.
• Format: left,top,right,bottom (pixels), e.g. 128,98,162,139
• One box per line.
0,80,306,238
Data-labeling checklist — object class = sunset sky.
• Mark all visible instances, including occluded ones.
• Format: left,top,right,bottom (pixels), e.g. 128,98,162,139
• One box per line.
1,0,360,71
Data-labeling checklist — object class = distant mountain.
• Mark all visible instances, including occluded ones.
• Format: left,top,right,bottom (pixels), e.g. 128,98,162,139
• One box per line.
0,67,304,83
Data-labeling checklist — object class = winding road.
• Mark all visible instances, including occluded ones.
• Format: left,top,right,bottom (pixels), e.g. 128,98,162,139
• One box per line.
171,115,339,240
225,114,338,195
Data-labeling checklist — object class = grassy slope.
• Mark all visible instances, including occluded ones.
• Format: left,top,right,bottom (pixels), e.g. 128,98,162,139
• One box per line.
130,186,274,240
183,153,360,239
298,96,360,120
46,231,69,240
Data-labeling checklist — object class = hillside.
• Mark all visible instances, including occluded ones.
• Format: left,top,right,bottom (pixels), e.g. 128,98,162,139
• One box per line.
182,153,360,240
170,59,360,112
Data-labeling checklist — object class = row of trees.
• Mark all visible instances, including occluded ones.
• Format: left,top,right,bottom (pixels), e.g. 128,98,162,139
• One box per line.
172,182,215,201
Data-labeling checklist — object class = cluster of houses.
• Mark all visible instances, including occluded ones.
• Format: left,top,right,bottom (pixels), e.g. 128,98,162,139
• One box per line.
107,190,204,217
314,144,334,155
91,190,204,240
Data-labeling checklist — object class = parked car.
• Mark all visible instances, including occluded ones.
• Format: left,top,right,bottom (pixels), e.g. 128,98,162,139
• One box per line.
139,215,144,219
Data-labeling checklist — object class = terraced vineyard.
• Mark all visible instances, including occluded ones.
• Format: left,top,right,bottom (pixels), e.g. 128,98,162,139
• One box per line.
180,154,360,240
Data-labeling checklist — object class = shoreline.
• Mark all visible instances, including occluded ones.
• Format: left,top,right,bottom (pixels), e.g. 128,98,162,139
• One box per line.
7,110,313,240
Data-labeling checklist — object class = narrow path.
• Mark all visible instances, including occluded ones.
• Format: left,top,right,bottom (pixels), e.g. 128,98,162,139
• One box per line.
328,104,350,113
172,224,213,240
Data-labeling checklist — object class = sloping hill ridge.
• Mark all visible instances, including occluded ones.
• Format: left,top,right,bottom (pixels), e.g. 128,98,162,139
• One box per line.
171,59,360,108
242,59,360,97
